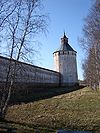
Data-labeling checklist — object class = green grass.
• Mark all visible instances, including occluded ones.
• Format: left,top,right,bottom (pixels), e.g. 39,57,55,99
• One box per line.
5,87,100,132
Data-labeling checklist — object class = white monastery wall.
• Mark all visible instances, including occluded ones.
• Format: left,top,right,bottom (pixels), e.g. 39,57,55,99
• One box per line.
54,51,78,85
60,51,78,84
0,56,60,86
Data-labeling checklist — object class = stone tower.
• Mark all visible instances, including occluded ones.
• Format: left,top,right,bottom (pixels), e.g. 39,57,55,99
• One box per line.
53,33,78,86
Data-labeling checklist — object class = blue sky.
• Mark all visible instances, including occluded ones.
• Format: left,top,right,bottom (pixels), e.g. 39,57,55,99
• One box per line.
35,0,93,80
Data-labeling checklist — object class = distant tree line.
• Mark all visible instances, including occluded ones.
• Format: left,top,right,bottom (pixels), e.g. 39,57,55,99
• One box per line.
80,0,100,90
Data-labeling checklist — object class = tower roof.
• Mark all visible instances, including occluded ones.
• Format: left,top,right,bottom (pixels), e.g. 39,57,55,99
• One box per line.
54,33,76,53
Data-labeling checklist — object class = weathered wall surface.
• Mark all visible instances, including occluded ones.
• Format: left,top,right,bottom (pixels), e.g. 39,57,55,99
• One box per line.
0,56,60,87
54,51,78,85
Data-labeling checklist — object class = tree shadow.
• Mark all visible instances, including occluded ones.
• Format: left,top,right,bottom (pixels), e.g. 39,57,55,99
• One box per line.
0,119,55,133
9,85,85,105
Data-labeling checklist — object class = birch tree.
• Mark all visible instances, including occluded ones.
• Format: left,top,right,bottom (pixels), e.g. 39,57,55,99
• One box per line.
80,0,100,90
0,0,47,119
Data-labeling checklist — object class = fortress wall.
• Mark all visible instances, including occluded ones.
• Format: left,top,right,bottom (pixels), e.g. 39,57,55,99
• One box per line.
0,56,60,87
59,51,78,84
54,51,78,86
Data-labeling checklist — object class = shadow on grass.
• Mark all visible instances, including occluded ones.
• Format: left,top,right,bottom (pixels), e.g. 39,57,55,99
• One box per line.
0,119,56,133
1,119,98,133
10,85,85,105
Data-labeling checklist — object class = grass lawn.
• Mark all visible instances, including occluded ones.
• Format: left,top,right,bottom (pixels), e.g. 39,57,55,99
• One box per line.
5,87,100,132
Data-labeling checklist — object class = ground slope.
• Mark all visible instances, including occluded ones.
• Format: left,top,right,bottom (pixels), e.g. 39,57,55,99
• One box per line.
6,87,100,132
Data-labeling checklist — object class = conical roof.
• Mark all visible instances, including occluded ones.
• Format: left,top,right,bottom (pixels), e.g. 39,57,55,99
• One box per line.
54,33,76,53
59,41,75,51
